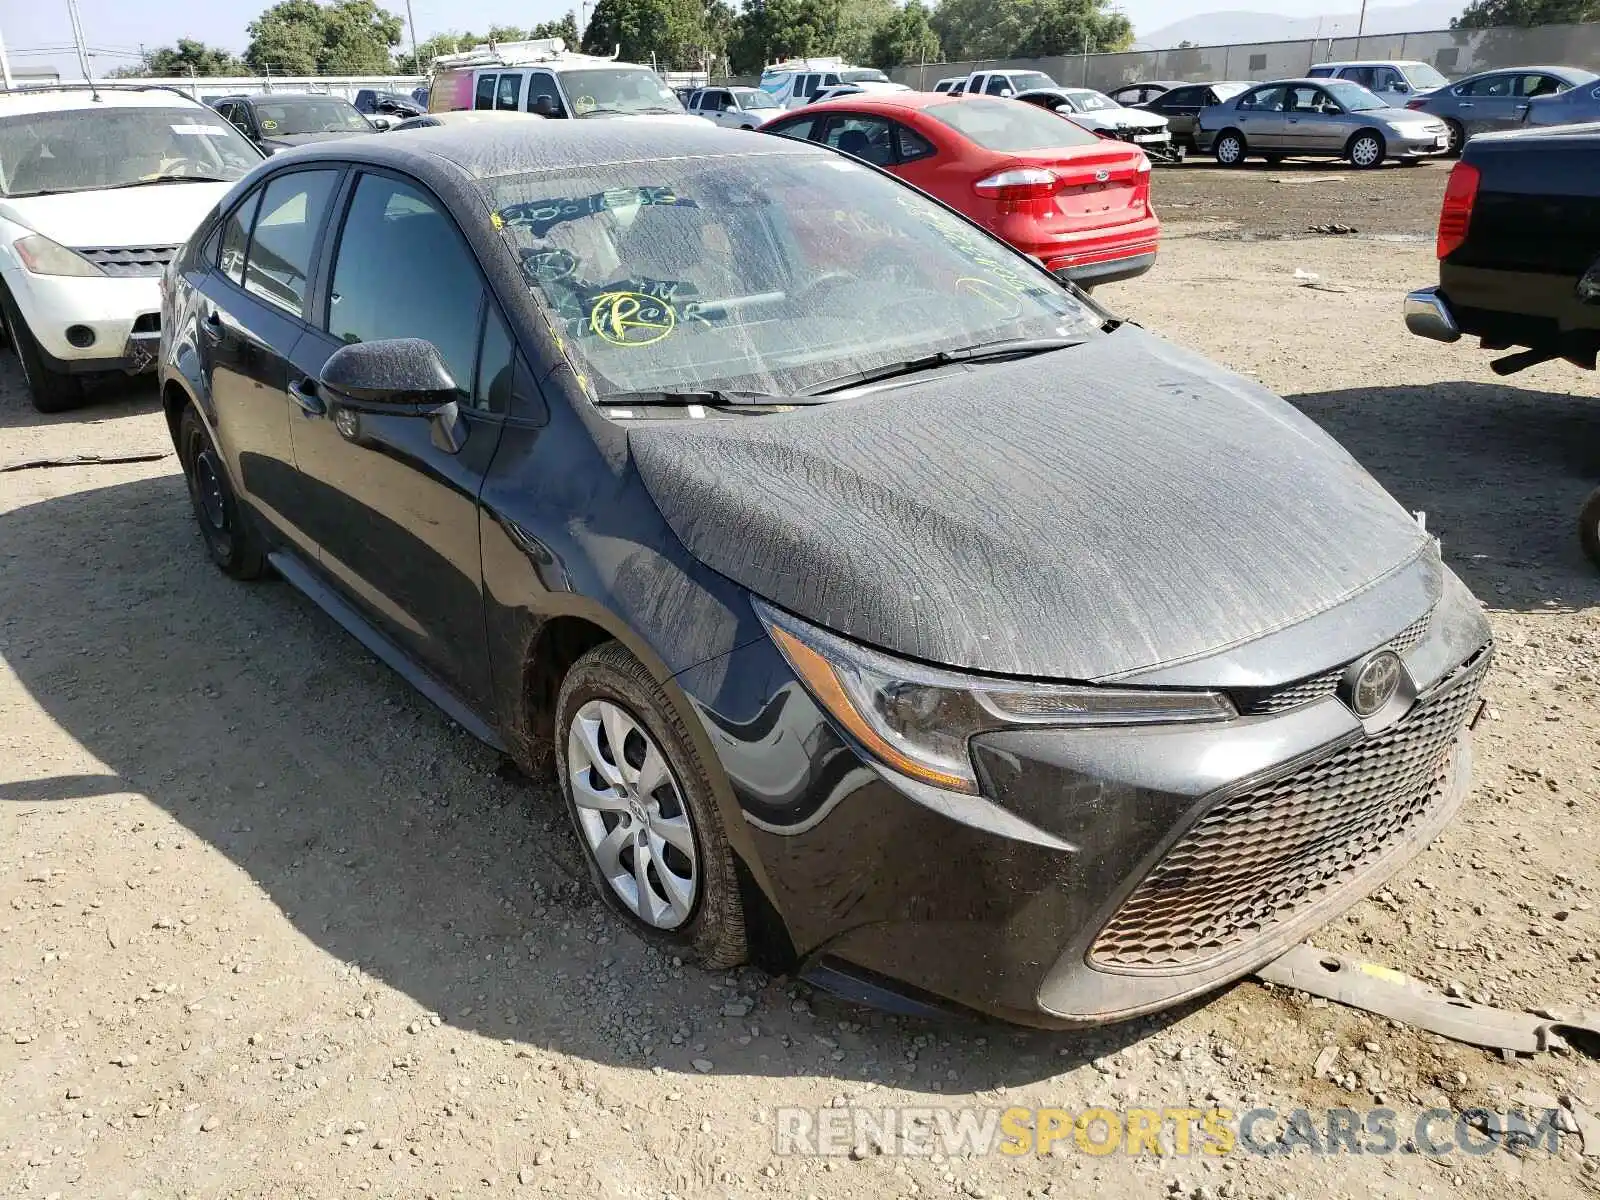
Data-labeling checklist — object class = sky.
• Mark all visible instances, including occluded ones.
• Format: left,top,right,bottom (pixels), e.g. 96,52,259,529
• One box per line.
3,0,1334,81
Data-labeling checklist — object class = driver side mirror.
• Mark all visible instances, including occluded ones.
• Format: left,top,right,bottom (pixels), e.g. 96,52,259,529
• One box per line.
369,116,391,131
533,95,557,117
321,339,469,452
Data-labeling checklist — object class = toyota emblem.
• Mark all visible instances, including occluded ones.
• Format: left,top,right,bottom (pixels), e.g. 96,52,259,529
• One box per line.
1345,650,1403,718
1094,169,1110,183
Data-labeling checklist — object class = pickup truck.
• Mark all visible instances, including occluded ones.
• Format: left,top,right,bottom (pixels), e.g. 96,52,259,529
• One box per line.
1403,121,1600,567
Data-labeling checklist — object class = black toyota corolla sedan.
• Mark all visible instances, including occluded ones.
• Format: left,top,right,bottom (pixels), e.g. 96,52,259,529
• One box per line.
158,120,1492,1028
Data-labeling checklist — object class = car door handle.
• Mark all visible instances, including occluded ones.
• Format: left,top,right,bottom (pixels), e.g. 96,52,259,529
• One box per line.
288,378,326,417
199,310,223,342
1458,102,1474,109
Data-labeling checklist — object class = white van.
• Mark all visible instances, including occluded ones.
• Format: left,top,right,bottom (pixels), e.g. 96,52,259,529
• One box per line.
1306,60,1451,104
758,59,895,109
429,38,688,120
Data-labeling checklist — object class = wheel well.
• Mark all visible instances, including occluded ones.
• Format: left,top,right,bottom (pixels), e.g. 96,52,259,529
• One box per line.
521,616,614,757
1346,127,1385,154
162,381,191,452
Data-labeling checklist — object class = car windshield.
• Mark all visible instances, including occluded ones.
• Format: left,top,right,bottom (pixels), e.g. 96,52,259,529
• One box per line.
558,68,684,116
0,105,260,197
485,149,1098,401
927,98,1100,150
1321,80,1388,111
1067,90,1119,111
255,98,371,134
840,69,890,84
1007,72,1057,93
1400,62,1449,89
734,88,779,110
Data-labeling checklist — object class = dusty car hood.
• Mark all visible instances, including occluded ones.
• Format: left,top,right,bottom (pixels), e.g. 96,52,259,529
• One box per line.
1076,108,1167,132
628,326,1431,681
0,184,232,248
260,131,369,153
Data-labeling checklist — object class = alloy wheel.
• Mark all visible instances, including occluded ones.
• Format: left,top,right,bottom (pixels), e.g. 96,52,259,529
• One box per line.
1351,136,1382,167
1446,119,1464,156
1216,136,1241,164
566,699,699,929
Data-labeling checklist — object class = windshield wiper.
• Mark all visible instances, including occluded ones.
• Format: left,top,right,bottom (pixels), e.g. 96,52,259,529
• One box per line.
600,389,830,409
113,175,237,189
802,336,1089,397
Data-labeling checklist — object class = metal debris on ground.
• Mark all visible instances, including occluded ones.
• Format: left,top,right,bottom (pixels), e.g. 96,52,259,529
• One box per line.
1307,223,1359,235
1256,944,1600,1058
1273,175,1346,185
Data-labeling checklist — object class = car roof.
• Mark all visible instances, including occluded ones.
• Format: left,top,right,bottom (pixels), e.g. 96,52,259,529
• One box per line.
796,91,970,114
271,116,821,185
0,84,205,115
1456,64,1583,76
1313,60,1431,69
244,92,353,103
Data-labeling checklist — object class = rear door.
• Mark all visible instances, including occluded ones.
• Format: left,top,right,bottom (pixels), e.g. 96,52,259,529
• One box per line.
196,168,342,555
284,169,510,710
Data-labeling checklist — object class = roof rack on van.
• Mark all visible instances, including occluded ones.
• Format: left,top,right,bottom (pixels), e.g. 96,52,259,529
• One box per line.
430,38,622,69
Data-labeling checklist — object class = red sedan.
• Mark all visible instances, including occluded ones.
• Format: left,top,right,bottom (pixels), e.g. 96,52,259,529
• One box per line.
762,93,1159,287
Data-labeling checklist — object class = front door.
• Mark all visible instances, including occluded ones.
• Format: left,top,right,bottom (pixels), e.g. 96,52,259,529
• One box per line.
285,170,509,711
1234,85,1288,150
197,168,341,554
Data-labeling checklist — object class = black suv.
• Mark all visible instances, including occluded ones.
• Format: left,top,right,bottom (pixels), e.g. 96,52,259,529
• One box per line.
211,92,382,153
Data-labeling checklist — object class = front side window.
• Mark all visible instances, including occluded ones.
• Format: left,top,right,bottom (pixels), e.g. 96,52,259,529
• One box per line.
0,105,261,198
840,69,889,84
1006,72,1057,93
252,98,370,135
984,75,1013,96
527,72,567,117
244,169,339,317
485,148,1098,403
327,174,483,399
559,68,682,117
1066,90,1117,111
1401,62,1449,89
735,88,779,110
926,98,1100,150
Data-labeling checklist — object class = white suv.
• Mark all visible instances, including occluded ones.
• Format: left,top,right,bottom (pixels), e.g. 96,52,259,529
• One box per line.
0,85,263,411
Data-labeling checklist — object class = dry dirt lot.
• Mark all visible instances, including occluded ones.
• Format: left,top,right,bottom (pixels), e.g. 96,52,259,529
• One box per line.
2,159,1598,1200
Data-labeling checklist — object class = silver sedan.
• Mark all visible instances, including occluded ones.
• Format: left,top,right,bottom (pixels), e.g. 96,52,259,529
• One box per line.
1406,66,1596,154
1196,78,1450,168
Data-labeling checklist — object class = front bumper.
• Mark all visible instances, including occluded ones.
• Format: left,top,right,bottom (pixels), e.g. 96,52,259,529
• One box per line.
4,267,162,373
1394,129,1451,158
676,569,1492,1028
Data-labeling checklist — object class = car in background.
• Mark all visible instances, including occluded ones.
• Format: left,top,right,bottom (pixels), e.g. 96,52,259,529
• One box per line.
1404,66,1593,155
1197,79,1449,169
1014,86,1176,159
1135,80,1251,152
411,85,430,108
1106,80,1183,107
763,93,1159,287
0,84,263,412
158,118,1490,1031
811,80,913,104
685,85,782,129
932,76,966,95
429,38,685,119
213,93,383,153
1520,74,1600,129
962,68,1058,98
1403,123,1600,566
389,110,545,131
758,59,894,108
355,88,425,119
1307,60,1450,107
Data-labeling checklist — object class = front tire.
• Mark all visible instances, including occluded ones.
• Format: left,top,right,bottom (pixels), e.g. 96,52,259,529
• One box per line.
177,404,265,579
1214,130,1246,166
1,290,85,413
1348,130,1386,169
1580,487,1600,570
555,641,748,969
1445,118,1465,157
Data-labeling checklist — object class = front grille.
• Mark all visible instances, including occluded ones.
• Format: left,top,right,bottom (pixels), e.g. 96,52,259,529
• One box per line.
1090,646,1491,973
1236,611,1432,716
74,246,178,278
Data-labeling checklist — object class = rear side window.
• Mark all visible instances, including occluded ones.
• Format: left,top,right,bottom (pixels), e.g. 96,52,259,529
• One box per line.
218,189,261,286
896,124,936,162
496,73,522,110
926,98,1100,150
1308,66,1334,77
475,74,497,110
245,170,339,318
327,173,483,400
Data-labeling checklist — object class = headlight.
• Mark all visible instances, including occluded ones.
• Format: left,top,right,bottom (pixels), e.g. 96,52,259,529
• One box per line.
13,234,105,278
754,600,1236,795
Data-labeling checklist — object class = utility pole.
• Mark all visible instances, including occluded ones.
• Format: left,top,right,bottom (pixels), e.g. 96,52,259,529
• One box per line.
0,21,14,90
403,0,420,72
1357,0,1369,38
65,0,94,82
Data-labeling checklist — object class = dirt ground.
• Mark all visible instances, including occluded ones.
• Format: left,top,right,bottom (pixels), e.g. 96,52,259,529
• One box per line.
2,160,1599,1200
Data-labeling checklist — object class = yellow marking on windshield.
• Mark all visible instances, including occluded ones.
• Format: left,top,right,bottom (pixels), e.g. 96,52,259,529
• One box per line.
589,291,675,347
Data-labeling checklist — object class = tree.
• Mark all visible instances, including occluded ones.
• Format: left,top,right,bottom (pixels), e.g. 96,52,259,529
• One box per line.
245,0,403,75
931,0,1131,61
835,0,895,62
581,0,722,67
867,1,938,68
110,39,247,78
730,0,842,72
1453,0,1598,26
529,14,581,41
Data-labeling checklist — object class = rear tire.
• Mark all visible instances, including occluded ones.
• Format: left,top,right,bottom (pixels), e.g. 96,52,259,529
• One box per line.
1580,487,1600,571
178,404,266,580
555,641,748,969
1348,130,1386,169
1214,130,1246,166
1445,118,1465,157
0,289,86,413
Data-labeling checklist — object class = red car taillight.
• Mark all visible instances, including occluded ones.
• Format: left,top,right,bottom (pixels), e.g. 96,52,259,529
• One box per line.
974,167,1058,200
1133,153,1153,214
1436,160,1479,260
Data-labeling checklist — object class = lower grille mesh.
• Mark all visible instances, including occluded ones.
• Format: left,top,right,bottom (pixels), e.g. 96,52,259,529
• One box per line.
1090,647,1491,973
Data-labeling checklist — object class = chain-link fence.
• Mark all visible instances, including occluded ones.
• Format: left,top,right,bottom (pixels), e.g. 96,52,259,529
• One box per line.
889,21,1600,93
